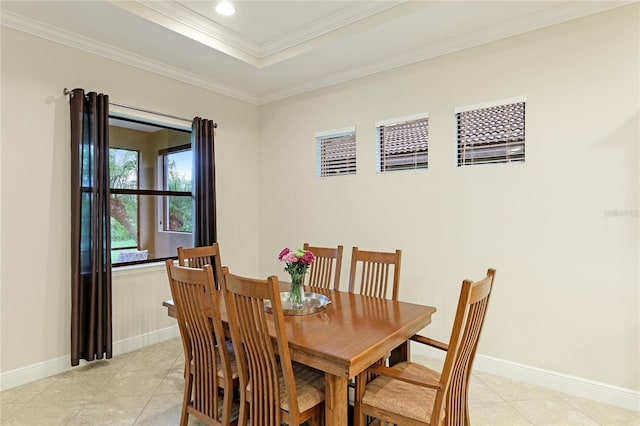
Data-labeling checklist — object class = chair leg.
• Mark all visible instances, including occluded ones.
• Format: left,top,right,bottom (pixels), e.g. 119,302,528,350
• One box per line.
180,374,192,426
238,398,249,426
221,384,233,425
463,373,471,426
353,372,367,426
354,408,367,426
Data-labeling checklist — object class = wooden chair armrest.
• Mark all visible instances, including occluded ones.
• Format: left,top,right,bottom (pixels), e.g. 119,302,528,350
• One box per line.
369,364,442,390
410,334,449,351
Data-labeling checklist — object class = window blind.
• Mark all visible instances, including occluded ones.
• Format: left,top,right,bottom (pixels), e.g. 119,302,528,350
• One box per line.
316,130,356,177
457,101,525,166
376,115,428,172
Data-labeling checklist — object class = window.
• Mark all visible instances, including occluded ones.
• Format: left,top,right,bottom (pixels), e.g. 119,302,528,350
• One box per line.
316,127,356,177
160,146,193,232
376,113,429,172
456,97,526,167
109,148,140,262
109,117,192,265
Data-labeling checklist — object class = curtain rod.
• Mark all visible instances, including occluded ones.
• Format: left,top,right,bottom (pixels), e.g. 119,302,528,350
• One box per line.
63,88,217,128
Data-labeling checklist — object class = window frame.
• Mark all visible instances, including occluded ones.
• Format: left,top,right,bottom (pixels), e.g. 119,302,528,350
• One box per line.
108,114,192,267
109,147,140,254
159,144,193,233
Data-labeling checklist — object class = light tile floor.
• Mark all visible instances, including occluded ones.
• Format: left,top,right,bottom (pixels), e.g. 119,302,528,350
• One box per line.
1,338,638,425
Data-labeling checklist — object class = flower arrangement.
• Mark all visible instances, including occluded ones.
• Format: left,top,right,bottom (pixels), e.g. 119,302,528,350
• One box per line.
278,248,315,275
278,247,315,308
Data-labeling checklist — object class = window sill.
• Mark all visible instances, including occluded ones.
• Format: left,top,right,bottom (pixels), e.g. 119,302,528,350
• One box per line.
112,261,170,278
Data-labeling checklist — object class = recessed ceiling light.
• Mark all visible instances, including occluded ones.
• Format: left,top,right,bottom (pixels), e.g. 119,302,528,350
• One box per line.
215,2,236,16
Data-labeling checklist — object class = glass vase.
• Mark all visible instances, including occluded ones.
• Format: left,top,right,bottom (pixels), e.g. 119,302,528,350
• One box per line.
289,271,305,309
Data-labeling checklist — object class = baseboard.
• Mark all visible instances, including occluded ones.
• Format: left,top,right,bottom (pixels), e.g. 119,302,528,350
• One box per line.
3,329,639,413
110,325,180,355
0,325,180,392
412,346,639,412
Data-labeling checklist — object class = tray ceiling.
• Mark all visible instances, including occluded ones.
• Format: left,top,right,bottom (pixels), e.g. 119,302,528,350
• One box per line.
0,0,629,104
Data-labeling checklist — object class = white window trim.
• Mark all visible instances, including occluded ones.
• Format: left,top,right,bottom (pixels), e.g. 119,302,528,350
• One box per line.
112,261,167,275
375,112,428,128
454,96,527,114
315,126,356,139
110,105,191,132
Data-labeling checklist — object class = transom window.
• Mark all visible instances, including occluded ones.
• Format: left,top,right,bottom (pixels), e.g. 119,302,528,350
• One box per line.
316,127,356,177
376,113,429,172
456,97,526,167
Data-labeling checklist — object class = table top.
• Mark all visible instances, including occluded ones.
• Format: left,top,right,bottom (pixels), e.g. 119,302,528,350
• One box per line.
163,286,436,379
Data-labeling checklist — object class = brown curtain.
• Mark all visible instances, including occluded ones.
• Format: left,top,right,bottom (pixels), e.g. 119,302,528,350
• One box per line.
70,88,112,366
192,118,217,247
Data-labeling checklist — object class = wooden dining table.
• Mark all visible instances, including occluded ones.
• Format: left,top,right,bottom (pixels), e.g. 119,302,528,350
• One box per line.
163,284,436,425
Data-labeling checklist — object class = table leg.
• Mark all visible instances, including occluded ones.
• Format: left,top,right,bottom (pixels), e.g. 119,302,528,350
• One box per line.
389,340,410,366
324,373,348,426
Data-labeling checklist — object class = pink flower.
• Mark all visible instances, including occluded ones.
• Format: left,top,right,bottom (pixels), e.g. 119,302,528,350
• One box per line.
300,251,315,265
278,248,291,261
279,247,315,275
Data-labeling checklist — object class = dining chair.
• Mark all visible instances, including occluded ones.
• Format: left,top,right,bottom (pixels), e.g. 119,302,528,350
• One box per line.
348,246,402,300
353,268,497,426
178,245,223,282
303,243,343,290
177,243,230,357
165,261,239,426
220,271,325,426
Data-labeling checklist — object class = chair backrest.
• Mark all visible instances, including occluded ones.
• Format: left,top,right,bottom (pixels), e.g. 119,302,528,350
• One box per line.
177,244,222,288
165,261,233,423
302,243,343,290
221,272,302,426
348,247,402,300
433,268,496,424
177,244,218,268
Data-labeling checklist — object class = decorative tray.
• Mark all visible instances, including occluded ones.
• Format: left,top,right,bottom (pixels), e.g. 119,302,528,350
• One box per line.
264,292,331,316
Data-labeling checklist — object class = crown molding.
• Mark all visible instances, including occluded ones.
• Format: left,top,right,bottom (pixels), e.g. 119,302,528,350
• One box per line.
109,0,261,66
0,10,259,104
256,0,633,104
111,0,402,66
259,1,402,57
1,1,633,106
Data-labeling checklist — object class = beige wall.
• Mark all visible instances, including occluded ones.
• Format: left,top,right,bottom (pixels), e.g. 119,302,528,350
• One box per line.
258,5,639,391
0,28,261,373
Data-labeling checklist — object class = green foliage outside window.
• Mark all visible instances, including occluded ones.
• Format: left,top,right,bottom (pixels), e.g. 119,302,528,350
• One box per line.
109,149,138,249
165,150,192,232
